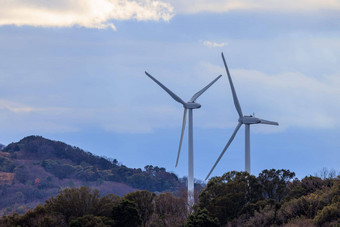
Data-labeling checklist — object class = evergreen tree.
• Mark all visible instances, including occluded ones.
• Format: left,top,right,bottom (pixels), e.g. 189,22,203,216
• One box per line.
112,199,141,227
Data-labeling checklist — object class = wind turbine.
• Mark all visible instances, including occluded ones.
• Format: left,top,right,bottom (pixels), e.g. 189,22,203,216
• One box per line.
145,71,221,207
205,53,278,180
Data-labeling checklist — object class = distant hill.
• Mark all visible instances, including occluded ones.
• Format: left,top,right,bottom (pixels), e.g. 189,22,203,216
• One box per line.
0,136,184,215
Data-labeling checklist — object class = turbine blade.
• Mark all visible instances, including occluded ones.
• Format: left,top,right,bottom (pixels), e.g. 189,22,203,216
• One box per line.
176,108,188,167
221,53,243,118
205,122,243,181
259,119,279,126
145,71,186,105
190,75,222,102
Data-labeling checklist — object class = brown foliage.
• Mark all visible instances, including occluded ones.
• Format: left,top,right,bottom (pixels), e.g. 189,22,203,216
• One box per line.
151,192,187,227
0,172,15,184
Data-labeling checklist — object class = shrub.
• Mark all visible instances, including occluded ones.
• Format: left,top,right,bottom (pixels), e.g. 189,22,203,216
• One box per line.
314,201,340,226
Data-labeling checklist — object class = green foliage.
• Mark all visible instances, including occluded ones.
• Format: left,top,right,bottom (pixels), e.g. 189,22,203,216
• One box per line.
4,136,183,193
313,186,340,226
1,170,339,227
197,169,335,226
0,187,188,227
96,194,121,217
69,214,114,227
112,199,141,227
199,171,261,224
0,157,15,172
75,165,100,181
14,165,29,184
126,165,180,192
45,187,112,222
1,136,340,227
288,176,324,200
41,159,76,179
0,187,124,226
0,136,186,218
124,190,156,227
258,169,295,202
0,205,67,227
313,201,340,226
185,208,219,227
278,194,322,222
4,136,117,169
240,202,277,227
277,181,340,225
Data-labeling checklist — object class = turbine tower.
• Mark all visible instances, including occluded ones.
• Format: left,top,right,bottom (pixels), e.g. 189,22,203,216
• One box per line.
145,71,221,207
205,53,278,180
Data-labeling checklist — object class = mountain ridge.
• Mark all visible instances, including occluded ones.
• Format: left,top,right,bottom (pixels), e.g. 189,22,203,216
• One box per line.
0,135,185,215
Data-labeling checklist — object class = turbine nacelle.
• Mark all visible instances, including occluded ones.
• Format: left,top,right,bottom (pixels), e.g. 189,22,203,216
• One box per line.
184,102,201,109
240,116,261,124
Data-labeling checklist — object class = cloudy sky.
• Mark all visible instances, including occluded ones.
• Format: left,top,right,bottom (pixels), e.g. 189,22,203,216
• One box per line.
1,0,340,180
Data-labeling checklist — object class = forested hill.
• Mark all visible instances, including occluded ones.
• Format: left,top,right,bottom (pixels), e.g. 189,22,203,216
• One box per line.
0,136,184,215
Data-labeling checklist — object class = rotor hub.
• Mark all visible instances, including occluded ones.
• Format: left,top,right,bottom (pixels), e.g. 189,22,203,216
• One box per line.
184,102,201,109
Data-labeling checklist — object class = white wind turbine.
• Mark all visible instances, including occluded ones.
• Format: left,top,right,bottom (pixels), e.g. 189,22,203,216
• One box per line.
145,71,221,207
206,53,278,180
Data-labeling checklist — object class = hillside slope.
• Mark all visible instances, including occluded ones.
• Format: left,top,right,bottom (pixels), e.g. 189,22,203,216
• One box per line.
0,136,183,215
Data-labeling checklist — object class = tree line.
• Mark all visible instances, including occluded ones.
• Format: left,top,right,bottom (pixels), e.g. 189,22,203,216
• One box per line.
1,168,339,226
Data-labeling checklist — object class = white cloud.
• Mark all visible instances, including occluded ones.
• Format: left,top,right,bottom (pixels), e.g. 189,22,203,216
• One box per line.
167,0,340,14
2,66,340,134
0,99,69,114
0,0,174,29
236,70,340,129
2,0,336,29
201,62,340,131
203,41,226,48
0,99,77,133
100,105,181,133
0,97,182,134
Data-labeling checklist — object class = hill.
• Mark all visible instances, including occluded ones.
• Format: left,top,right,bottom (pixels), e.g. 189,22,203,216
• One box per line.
0,136,184,215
